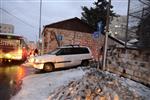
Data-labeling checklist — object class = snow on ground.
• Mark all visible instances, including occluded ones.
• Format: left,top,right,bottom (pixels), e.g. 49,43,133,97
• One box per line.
120,78,150,98
11,67,86,100
11,67,150,100
105,71,150,99
48,69,150,100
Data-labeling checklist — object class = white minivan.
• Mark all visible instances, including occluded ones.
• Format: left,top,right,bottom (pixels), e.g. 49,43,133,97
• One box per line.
28,45,93,71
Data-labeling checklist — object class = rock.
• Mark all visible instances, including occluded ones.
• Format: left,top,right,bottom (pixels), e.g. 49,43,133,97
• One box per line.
85,95,91,100
85,89,91,96
114,94,119,100
95,88,102,95
99,96,106,100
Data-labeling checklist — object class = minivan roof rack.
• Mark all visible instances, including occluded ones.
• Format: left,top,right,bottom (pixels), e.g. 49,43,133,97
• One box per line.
64,44,80,47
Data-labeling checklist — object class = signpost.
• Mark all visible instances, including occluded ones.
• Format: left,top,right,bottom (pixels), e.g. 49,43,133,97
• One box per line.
102,0,111,70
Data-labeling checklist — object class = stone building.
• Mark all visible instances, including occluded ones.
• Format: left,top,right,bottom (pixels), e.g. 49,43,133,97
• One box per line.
0,23,14,33
41,17,123,60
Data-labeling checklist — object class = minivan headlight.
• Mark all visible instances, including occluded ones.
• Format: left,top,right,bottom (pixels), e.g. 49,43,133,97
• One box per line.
35,59,44,63
35,59,39,63
28,58,35,63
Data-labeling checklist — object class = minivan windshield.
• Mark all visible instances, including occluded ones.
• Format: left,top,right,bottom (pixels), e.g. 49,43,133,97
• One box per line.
47,48,61,55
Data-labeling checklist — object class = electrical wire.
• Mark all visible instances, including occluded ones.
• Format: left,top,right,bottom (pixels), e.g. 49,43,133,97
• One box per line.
0,7,35,28
0,7,38,41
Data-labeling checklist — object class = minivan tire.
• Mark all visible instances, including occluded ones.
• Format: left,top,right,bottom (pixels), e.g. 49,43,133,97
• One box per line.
43,63,54,72
81,60,89,66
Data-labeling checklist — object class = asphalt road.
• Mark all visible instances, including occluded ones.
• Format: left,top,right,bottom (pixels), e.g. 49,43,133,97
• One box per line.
0,61,36,100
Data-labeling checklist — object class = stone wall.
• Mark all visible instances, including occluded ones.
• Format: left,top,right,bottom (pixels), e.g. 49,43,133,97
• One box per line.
106,47,150,86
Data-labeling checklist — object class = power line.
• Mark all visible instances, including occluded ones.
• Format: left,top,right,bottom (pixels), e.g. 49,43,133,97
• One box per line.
0,7,38,41
0,7,35,28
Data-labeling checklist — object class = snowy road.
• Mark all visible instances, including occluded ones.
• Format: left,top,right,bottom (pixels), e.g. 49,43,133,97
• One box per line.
11,67,86,100
0,62,36,100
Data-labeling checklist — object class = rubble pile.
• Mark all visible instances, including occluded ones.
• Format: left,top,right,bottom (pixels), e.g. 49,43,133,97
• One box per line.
48,68,150,100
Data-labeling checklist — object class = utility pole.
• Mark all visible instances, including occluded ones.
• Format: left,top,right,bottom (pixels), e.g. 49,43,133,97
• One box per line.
125,0,130,48
102,0,111,70
124,0,130,61
39,0,42,39
38,0,42,54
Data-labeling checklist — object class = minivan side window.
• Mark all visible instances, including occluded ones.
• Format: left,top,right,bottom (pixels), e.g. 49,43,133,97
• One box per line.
71,48,89,54
78,48,89,54
56,48,72,55
56,47,89,55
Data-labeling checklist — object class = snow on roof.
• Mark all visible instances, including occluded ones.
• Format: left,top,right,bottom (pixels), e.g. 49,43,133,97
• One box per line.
128,38,138,43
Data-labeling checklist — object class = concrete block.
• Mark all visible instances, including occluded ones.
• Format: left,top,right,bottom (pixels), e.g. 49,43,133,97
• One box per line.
124,73,132,79
148,77,150,82
139,67,148,73
118,67,123,73
133,71,142,78
141,74,149,81
148,81,150,86
132,76,140,82
126,69,134,75
111,66,118,71
139,62,146,67
131,65,139,71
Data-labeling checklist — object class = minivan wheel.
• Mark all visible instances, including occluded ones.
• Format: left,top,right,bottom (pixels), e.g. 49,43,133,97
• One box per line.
43,63,54,72
81,60,89,66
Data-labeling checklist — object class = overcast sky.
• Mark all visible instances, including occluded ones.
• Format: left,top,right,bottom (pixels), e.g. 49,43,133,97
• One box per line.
0,0,128,42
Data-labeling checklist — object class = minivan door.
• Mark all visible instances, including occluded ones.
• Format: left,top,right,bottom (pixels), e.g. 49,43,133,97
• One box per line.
54,48,72,68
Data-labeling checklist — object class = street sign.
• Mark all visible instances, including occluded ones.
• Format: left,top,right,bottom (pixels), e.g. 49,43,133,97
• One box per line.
93,20,104,39
56,34,63,41
97,20,104,34
93,31,100,38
